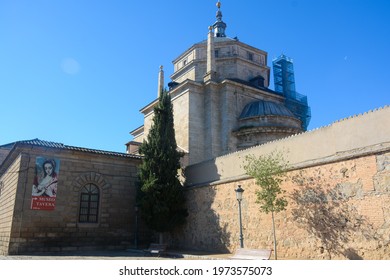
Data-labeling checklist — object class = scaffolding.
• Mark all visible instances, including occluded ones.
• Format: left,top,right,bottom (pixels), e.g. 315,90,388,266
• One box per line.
272,54,311,130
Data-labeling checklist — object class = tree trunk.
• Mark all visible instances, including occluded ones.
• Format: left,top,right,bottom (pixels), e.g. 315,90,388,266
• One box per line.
272,211,277,260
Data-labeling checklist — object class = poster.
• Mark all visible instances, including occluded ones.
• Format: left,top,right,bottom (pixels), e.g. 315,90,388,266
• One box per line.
31,157,60,210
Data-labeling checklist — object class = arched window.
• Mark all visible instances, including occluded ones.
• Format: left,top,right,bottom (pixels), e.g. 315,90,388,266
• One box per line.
79,183,100,223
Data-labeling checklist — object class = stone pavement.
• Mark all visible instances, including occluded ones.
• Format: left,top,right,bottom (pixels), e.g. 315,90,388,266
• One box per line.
0,249,232,260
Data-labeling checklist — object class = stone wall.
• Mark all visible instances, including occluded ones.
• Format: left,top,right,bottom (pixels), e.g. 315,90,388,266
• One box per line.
173,106,390,259
185,106,390,186
0,154,22,255
0,145,147,255
173,151,390,259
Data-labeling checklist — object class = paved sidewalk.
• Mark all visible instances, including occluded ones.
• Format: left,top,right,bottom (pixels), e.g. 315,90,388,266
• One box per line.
0,249,232,260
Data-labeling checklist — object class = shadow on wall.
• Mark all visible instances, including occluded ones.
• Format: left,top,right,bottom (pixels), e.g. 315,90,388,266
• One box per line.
289,171,378,260
171,161,230,253
184,157,222,187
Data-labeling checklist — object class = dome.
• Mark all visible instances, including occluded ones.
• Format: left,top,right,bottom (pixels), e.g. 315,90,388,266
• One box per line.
235,100,303,150
239,100,295,119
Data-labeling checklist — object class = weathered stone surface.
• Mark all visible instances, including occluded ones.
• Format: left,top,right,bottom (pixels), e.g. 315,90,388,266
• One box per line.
0,145,147,255
174,153,390,259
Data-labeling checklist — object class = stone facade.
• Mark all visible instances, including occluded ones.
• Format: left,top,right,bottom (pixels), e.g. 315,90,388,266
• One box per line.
2,107,388,258
129,4,303,166
131,76,299,166
0,140,148,255
173,152,390,259
171,106,390,259
171,38,270,86
1,2,388,260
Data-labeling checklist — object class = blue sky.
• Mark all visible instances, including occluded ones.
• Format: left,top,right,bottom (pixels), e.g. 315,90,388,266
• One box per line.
1,0,389,153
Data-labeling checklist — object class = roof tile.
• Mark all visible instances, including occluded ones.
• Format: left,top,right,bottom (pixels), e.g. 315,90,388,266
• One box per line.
2,138,141,159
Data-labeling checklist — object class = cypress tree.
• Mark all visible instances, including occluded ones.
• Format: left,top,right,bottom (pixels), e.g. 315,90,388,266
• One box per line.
138,90,188,241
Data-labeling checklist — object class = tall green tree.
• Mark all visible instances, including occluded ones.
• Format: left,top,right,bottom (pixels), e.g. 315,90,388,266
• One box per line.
243,150,289,260
138,90,188,243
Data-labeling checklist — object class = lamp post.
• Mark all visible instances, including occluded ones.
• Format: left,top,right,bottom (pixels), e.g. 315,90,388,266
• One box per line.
235,185,244,248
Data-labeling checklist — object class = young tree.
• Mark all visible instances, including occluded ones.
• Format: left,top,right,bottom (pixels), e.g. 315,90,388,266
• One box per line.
138,90,188,243
243,150,289,260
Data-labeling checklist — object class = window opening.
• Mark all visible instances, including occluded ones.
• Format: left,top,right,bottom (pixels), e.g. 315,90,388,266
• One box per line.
79,183,100,223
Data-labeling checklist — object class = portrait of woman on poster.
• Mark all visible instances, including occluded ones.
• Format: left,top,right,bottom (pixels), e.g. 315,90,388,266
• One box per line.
32,159,58,197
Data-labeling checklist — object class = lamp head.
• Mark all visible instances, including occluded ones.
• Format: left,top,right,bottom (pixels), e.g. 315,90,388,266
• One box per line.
235,185,244,201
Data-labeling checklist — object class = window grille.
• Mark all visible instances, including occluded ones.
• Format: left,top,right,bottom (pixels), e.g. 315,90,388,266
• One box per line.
79,183,100,223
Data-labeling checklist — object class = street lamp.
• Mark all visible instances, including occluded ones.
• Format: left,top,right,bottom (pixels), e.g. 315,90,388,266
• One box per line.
235,185,244,248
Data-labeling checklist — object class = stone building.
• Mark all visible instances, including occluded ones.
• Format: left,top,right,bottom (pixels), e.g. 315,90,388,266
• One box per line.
178,105,390,259
1,2,389,259
0,139,146,255
128,1,305,166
